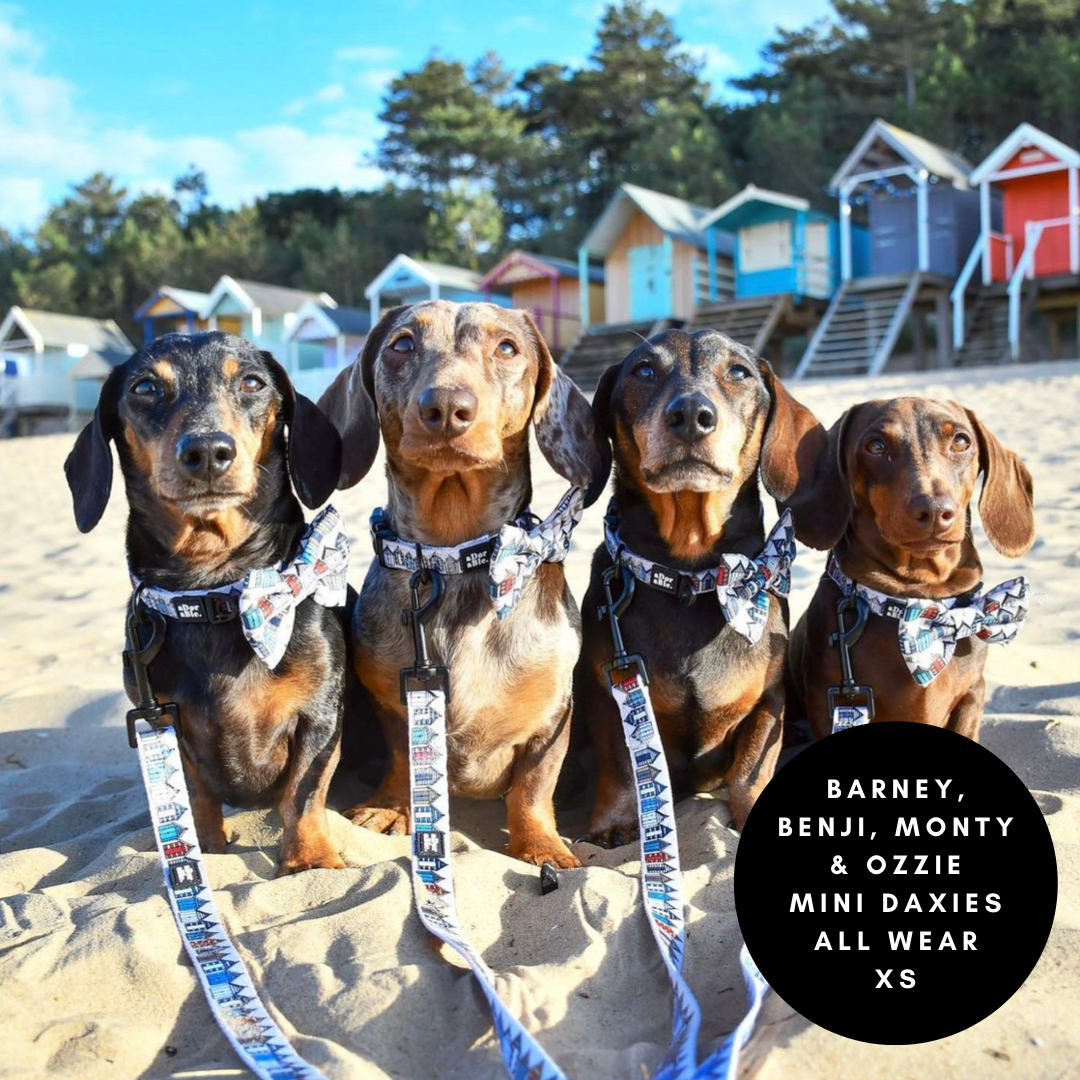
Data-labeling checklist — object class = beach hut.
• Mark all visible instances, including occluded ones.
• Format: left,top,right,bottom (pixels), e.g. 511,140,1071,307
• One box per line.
563,183,734,389
796,119,981,377
952,124,1080,362
133,286,210,344
0,306,133,435
200,277,334,365
365,255,510,325
284,301,371,400
476,251,604,355
693,185,869,356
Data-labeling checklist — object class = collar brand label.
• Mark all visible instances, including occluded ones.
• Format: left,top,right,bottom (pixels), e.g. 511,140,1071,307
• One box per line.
461,543,491,570
650,567,678,593
174,600,204,621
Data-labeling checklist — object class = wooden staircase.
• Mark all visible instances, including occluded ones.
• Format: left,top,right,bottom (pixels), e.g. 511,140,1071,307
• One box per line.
954,287,1009,366
794,274,921,378
686,295,789,354
559,320,662,392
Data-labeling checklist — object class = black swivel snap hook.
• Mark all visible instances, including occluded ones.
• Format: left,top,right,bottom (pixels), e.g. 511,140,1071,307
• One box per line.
400,567,451,703
598,559,649,687
827,593,875,723
123,594,181,748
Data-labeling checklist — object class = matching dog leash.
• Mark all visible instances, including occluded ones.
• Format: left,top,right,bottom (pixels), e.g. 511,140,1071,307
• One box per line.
596,550,778,1080
400,567,569,1080
825,555,1029,733
124,599,327,1080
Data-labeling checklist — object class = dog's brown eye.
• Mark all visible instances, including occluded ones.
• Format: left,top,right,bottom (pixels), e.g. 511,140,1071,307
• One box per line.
866,436,887,455
632,360,655,380
728,364,751,381
951,432,971,451
131,378,157,397
495,340,518,360
389,334,415,354
241,374,266,392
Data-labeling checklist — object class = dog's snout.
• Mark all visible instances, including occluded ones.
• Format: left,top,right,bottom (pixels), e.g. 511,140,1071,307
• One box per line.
909,492,958,532
665,393,717,443
176,431,237,480
418,386,478,437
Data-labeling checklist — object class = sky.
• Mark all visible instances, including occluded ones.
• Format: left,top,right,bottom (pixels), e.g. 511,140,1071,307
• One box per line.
0,0,834,233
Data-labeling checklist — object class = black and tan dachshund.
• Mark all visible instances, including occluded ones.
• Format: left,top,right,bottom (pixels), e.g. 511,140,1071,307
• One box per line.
579,328,823,841
318,301,610,868
64,331,364,874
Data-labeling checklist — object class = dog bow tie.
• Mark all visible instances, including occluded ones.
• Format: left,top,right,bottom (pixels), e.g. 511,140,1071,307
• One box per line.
826,557,1028,685
488,487,584,620
605,508,796,646
134,505,350,670
372,487,585,620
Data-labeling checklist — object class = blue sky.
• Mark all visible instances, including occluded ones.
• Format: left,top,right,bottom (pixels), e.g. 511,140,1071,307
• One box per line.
0,0,833,232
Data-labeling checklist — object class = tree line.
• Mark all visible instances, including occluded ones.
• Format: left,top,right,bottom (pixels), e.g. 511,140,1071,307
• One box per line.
1,0,1076,343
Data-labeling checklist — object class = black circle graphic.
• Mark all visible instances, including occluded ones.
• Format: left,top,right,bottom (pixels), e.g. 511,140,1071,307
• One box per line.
734,723,1057,1044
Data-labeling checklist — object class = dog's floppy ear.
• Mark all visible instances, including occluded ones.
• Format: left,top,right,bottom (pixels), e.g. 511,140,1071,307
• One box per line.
360,305,406,403
783,405,859,551
962,405,1035,557
757,359,826,502
317,359,380,490
262,352,342,510
65,365,123,532
591,360,622,444
527,312,612,506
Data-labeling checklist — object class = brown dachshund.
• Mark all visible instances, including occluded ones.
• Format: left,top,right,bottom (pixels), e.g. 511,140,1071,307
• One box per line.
318,301,610,868
787,397,1035,741
578,328,823,841
64,332,355,874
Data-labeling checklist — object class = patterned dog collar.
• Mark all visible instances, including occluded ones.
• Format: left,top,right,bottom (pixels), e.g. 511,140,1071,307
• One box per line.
370,486,585,620
825,554,1029,686
603,504,796,645
131,505,350,670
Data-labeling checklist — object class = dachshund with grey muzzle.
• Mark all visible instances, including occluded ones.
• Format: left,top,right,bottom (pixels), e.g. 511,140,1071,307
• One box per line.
319,301,610,868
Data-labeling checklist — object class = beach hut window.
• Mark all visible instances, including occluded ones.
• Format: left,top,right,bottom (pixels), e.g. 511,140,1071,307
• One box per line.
741,221,790,273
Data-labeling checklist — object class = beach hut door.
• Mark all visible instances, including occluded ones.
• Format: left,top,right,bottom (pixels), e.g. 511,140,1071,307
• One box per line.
629,244,672,320
803,222,831,298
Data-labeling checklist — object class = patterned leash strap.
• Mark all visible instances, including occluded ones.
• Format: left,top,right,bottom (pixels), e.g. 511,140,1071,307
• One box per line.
134,725,327,1080
124,599,326,1080
601,564,772,1080
402,570,568,1080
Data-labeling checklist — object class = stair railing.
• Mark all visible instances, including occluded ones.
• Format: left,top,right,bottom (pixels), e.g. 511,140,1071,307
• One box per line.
951,234,985,350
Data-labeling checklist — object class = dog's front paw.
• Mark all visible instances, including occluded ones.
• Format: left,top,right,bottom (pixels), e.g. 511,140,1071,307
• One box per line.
344,804,411,835
510,837,582,869
277,851,347,876
277,831,346,875
581,821,640,849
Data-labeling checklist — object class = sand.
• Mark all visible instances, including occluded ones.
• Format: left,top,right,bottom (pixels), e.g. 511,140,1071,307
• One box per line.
1,359,1077,1080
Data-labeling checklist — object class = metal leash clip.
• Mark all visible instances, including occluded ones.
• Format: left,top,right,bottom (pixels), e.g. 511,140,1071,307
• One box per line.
827,593,875,731
123,597,181,748
598,560,649,688
400,567,451,703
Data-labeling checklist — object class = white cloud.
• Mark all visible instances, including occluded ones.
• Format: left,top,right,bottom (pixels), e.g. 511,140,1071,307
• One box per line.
0,11,388,232
282,81,347,117
687,42,741,85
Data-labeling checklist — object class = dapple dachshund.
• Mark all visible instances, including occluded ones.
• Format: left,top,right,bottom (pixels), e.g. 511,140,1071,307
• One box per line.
64,331,359,874
579,328,823,841
786,397,1035,740
318,301,610,868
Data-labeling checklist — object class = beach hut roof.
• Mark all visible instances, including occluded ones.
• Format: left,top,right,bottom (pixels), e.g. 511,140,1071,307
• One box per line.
580,183,733,257
365,254,491,300
287,301,371,340
133,286,211,321
701,185,814,231
201,276,335,319
969,123,1080,186
0,306,134,369
478,250,605,290
830,119,972,192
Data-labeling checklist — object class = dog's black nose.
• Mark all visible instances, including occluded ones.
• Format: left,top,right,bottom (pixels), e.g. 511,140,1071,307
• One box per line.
665,393,717,443
176,432,237,480
418,386,478,436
